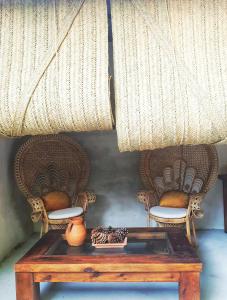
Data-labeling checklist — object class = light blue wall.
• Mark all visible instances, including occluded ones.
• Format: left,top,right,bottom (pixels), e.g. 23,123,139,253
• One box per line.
0,137,32,262
68,132,146,228
197,144,227,229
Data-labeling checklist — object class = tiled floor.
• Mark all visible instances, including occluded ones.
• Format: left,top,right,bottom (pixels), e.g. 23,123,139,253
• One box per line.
0,230,227,300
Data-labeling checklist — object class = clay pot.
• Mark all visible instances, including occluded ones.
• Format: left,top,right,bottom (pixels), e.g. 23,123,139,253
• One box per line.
65,216,87,246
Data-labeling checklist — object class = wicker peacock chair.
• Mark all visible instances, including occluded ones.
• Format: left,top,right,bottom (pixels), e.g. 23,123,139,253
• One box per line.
15,134,96,236
137,145,218,244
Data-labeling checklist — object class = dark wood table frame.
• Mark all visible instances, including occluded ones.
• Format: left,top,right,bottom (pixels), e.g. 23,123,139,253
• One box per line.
15,228,202,300
218,175,227,232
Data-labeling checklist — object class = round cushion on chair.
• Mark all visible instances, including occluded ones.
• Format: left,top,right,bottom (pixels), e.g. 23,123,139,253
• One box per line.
150,206,187,219
42,191,71,211
48,207,83,220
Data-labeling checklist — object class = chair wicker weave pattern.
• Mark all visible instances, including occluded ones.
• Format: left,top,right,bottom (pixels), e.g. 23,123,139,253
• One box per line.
140,145,218,195
15,135,89,198
153,164,203,197
15,134,95,235
138,144,218,244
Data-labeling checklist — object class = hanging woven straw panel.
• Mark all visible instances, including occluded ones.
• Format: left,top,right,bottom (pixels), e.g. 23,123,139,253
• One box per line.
0,0,112,137
111,0,227,151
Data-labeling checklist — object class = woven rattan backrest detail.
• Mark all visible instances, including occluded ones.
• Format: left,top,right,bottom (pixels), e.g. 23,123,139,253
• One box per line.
15,135,90,198
140,145,218,198
31,163,72,196
153,163,203,197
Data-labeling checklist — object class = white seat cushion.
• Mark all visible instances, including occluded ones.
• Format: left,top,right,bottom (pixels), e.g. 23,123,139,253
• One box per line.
150,206,187,219
48,207,83,220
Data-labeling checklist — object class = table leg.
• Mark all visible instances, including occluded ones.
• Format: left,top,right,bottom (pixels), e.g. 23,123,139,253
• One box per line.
179,272,200,300
16,273,40,300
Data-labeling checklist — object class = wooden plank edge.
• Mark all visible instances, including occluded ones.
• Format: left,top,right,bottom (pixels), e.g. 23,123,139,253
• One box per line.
15,263,202,273
34,272,180,282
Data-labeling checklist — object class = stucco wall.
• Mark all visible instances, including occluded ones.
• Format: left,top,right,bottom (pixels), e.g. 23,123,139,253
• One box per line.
68,132,145,228
0,137,32,262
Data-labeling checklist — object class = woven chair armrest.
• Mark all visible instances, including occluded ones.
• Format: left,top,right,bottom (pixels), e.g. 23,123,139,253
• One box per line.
188,193,205,219
84,191,96,204
137,190,158,211
73,191,96,212
27,197,46,223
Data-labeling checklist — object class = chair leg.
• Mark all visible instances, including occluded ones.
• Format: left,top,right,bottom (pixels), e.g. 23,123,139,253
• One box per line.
186,218,192,244
191,219,197,246
43,220,49,234
147,213,151,227
40,223,43,238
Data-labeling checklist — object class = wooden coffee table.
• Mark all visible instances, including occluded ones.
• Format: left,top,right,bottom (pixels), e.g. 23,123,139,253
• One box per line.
15,227,202,300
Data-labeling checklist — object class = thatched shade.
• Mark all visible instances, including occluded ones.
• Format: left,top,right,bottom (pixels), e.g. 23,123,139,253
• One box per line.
0,0,112,137
112,0,227,151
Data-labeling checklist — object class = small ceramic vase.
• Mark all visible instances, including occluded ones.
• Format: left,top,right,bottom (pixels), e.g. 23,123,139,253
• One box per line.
65,216,87,246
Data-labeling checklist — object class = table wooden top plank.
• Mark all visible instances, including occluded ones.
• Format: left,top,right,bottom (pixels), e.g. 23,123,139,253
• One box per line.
15,227,202,273
16,262,202,273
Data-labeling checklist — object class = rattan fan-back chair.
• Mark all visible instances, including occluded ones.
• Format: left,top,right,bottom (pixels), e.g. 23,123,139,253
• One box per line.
137,145,218,244
15,134,96,236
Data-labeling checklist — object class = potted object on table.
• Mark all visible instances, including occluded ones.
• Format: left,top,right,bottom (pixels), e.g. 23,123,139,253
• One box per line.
65,215,87,246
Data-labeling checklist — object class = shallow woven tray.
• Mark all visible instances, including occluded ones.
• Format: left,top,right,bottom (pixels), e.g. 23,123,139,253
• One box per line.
92,237,127,248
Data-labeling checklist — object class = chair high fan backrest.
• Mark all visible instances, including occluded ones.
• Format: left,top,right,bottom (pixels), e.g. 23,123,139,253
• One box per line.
140,145,218,198
15,135,90,199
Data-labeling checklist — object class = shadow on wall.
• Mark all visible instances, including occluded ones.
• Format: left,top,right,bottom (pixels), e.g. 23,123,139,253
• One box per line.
86,195,111,228
216,144,227,174
0,136,32,261
9,137,32,233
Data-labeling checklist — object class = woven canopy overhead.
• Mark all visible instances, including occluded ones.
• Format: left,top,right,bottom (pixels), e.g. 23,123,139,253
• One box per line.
1,0,227,152
0,0,112,137
112,0,227,151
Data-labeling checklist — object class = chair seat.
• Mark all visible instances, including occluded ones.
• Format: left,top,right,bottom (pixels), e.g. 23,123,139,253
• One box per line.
150,206,187,219
48,207,83,220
